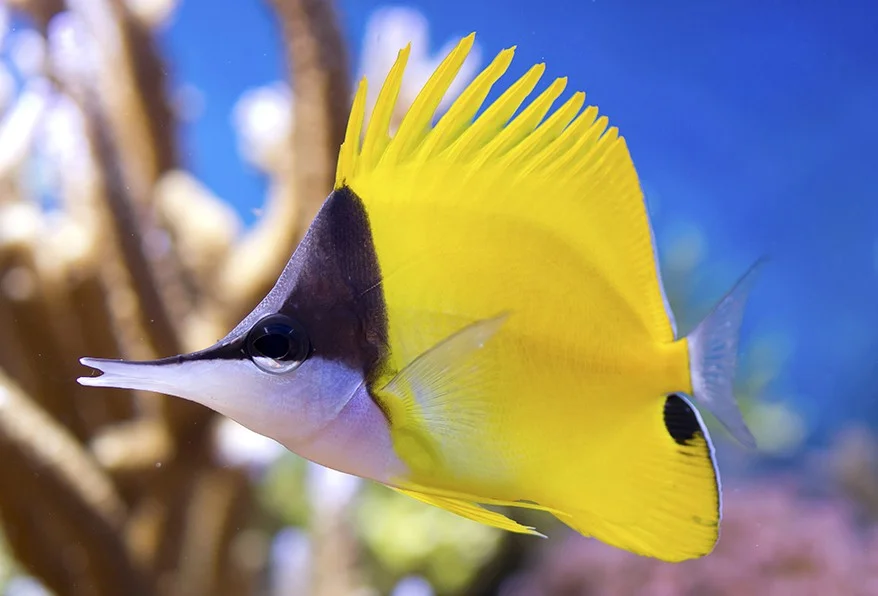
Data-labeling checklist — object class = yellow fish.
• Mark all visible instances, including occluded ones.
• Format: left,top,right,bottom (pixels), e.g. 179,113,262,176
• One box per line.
78,33,761,562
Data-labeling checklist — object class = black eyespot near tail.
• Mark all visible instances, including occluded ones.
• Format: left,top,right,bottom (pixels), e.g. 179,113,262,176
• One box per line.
664,394,702,445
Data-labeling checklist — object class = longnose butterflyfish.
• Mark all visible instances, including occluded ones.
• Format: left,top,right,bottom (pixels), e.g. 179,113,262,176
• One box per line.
78,33,763,562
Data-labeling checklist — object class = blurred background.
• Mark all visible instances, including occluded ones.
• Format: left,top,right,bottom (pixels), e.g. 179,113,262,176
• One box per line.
0,0,876,594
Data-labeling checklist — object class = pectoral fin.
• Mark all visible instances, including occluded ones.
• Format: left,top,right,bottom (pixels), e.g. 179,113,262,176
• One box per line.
379,313,508,477
382,312,508,429
377,313,573,537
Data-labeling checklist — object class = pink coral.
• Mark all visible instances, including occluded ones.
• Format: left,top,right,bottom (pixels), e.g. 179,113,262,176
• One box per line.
502,482,878,596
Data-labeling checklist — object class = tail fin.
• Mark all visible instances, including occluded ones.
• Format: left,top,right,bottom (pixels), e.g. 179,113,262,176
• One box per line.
686,258,766,449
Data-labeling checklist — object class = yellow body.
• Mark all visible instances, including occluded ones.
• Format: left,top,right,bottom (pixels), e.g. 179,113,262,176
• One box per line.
336,34,721,561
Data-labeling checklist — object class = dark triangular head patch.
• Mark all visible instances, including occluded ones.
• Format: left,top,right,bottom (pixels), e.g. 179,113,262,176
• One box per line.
173,185,391,383
663,394,703,446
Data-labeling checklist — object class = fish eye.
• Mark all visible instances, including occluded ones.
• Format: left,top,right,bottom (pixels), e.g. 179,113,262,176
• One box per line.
245,314,311,374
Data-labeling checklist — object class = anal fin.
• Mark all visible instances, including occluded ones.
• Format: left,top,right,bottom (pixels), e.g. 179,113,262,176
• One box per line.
555,394,721,562
397,480,572,518
389,486,545,537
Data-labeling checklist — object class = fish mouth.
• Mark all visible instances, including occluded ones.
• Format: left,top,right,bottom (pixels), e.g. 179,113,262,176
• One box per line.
77,357,183,394
77,337,245,393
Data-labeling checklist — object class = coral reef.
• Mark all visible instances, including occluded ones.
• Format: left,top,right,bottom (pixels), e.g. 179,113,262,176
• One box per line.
0,0,350,594
502,482,878,596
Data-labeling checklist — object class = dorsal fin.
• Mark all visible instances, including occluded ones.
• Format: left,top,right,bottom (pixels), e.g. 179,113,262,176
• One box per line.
334,32,608,191
335,33,677,344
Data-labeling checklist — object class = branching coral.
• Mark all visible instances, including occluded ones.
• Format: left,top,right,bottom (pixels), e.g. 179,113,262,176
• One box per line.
0,0,351,594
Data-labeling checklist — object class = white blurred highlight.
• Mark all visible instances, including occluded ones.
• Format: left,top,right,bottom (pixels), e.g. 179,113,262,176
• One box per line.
392,575,435,596
359,7,482,126
306,462,361,514
124,0,181,28
4,576,52,596
231,82,293,172
0,79,51,183
270,528,312,596
47,11,100,89
7,28,45,79
214,417,284,471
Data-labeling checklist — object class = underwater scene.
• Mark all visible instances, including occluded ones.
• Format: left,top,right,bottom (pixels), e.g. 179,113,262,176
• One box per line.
0,0,876,594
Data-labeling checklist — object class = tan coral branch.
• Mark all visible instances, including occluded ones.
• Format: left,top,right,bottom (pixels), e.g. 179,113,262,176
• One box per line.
217,0,352,320
272,0,352,231
173,468,255,596
67,0,199,318
106,0,179,178
0,371,153,595
80,92,183,358
67,0,178,200
0,204,89,439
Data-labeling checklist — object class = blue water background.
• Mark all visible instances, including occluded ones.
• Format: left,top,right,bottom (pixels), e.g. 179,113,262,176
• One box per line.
156,0,878,451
